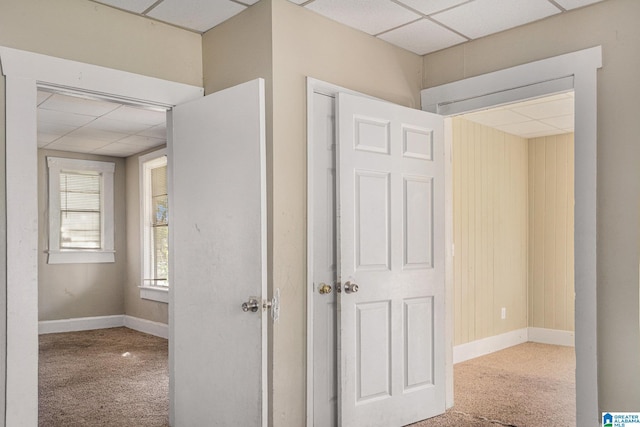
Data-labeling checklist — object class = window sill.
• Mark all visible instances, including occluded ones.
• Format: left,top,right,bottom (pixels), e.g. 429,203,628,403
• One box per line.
139,286,169,304
47,250,115,264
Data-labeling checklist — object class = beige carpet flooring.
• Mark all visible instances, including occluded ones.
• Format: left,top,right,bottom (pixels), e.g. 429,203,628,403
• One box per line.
40,329,574,427
39,327,169,427
409,342,576,427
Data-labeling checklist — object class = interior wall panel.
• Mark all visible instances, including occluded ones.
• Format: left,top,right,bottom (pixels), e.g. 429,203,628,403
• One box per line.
528,133,575,331
452,117,529,346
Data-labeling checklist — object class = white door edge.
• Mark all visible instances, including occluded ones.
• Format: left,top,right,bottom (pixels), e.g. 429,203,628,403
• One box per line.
0,45,203,426
421,46,602,427
305,77,382,427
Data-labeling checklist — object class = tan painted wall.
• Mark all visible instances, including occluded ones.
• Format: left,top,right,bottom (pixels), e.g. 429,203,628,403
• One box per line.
0,0,202,86
124,148,169,324
424,0,640,411
38,149,126,320
528,134,575,332
452,117,528,346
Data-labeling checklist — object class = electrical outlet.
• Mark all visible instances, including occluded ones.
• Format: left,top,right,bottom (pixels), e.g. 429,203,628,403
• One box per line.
501,307,506,320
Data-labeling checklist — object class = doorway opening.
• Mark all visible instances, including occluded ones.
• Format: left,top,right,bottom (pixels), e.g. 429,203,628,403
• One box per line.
35,88,171,425
0,45,203,426
439,92,577,425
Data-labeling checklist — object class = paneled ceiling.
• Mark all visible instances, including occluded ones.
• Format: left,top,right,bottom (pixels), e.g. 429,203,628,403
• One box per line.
37,90,167,157
40,0,590,157
91,0,604,55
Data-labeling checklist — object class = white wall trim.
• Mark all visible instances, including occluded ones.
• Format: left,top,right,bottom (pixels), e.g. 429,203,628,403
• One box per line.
421,46,601,427
38,315,168,339
453,328,528,364
528,327,575,347
0,45,202,427
454,327,575,364
39,315,124,335
124,315,169,339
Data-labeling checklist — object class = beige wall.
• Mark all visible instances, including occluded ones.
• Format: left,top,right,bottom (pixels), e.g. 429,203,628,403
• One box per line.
38,149,126,320
124,148,169,324
424,0,640,411
0,0,202,87
528,134,575,332
452,117,528,346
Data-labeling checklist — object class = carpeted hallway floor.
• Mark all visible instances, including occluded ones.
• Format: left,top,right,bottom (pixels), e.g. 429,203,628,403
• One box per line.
39,329,575,427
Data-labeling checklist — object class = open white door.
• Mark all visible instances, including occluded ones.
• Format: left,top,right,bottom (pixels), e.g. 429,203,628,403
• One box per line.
171,79,267,426
337,93,445,427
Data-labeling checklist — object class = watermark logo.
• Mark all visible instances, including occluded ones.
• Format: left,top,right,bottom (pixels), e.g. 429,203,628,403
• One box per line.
603,412,640,427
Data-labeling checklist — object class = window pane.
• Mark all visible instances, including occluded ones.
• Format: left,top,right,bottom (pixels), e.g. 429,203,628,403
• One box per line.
153,225,169,283
61,212,101,249
60,171,101,249
153,195,168,225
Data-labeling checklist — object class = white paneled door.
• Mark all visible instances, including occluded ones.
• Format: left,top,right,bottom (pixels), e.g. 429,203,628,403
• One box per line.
337,93,445,427
171,79,267,426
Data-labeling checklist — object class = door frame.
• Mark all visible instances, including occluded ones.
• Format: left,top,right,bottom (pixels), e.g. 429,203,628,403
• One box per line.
305,78,375,427
421,46,602,427
306,45,601,427
0,46,203,426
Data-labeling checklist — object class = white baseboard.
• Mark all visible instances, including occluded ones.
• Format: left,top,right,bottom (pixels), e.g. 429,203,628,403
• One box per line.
39,315,124,334
124,315,168,339
528,327,575,347
453,328,528,364
39,314,168,339
453,327,575,364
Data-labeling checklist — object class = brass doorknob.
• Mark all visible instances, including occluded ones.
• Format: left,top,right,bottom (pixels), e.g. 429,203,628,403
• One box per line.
318,283,332,294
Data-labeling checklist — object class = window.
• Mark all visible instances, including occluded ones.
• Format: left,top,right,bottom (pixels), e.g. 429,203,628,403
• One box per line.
47,157,115,264
140,149,169,303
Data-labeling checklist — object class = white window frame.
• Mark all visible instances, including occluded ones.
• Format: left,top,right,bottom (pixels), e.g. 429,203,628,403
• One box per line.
139,149,169,303
47,156,115,264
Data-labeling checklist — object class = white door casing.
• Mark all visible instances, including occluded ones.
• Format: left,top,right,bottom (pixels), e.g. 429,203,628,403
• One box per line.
337,93,445,426
171,79,268,426
0,46,203,426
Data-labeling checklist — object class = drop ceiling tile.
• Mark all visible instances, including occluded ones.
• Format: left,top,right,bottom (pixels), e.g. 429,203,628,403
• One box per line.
38,122,76,139
92,0,158,13
147,0,247,32
511,98,573,120
67,127,128,143
118,135,166,148
85,117,151,134
138,124,167,139
553,0,603,10
104,105,166,126
521,128,569,138
305,0,420,35
394,0,469,15
464,108,531,128
48,136,111,150
92,143,146,157
37,91,53,106
378,19,466,55
39,93,121,117
495,120,556,137
38,109,96,127
45,144,95,155
541,114,574,130
432,0,561,39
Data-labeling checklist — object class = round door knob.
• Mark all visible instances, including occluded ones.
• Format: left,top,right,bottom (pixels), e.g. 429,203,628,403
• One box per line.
318,283,332,294
344,281,359,294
